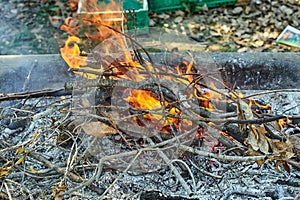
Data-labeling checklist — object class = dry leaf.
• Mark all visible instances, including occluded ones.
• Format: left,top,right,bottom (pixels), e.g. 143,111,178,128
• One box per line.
251,124,269,154
15,156,26,165
29,166,38,174
52,182,66,200
32,129,39,140
81,121,116,137
0,166,12,178
275,160,291,173
237,98,294,169
16,146,25,155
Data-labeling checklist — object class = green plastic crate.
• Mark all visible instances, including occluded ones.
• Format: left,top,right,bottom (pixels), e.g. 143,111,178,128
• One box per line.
198,0,237,8
149,0,183,13
78,0,149,34
149,0,236,13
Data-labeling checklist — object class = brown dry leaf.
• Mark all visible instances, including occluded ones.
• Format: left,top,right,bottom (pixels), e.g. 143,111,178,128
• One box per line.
81,121,116,137
238,99,254,120
246,146,264,166
0,166,12,178
237,99,294,165
256,125,269,154
249,124,269,154
289,134,300,154
237,99,253,131
15,156,26,165
52,182,66,200
247,126,259,151
16,146,25,155
275,160,291,173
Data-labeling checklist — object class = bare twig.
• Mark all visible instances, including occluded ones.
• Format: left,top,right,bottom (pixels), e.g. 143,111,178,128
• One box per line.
0,88,70,101
220,186,264,200
28,151,104,195
243,89,300,99
146,137,192,195
179,144,278,162
99,150,143,198
189,159,223,179
22,60,38,91
171,159,197,193
3,182,12,200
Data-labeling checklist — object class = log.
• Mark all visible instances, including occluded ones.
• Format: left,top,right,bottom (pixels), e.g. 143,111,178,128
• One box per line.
0,53,299,93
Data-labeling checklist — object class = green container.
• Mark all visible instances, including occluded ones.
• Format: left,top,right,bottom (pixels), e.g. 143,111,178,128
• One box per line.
78,0,149,34
149,0,183,13
149,0,236,13
198,0,237,8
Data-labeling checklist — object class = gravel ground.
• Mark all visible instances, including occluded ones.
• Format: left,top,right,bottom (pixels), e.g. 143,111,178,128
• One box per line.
0,0,300,55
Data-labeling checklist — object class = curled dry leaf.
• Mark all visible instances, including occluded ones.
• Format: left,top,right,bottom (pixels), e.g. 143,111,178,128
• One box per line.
52,182,66,200
289,134,300,155
248,124,269,154
237,98,295,167
81,121,117,137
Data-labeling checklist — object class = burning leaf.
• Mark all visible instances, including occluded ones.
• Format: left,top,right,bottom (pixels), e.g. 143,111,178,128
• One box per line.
81,121,116,137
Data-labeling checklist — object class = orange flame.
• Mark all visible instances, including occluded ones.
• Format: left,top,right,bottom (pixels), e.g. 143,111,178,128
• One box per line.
125,90,181,133
60,0,229,135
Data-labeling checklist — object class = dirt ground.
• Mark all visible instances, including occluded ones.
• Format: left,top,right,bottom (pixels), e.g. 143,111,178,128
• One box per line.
0,0,300,55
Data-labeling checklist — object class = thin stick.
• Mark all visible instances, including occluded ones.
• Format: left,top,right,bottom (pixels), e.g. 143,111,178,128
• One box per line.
179,144,278,162
0,88,70,101
99,150,143,198
22,60,38,91
171,159,197,193
243,89,300,98
189,159,223,179
3,182,12,200
28,151,104,195
146,137,192,195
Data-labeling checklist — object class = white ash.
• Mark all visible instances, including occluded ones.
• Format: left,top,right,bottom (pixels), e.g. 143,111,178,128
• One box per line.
0,90,299,199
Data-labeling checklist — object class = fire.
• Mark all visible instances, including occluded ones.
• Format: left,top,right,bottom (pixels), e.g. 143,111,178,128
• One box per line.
60,36,102,79
59,0,225,135
278,118,291,128
125,89,181,133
